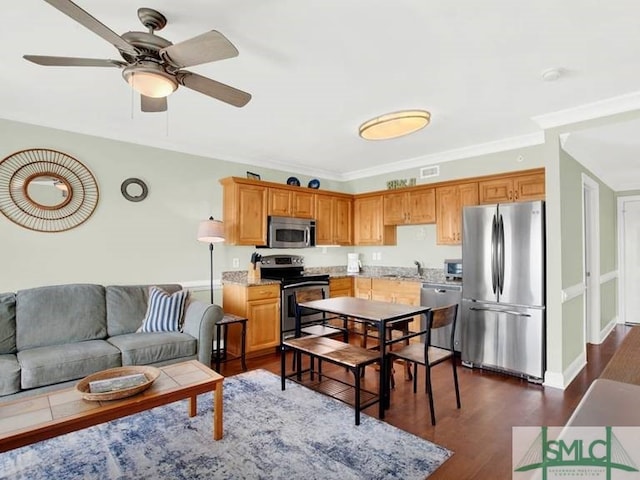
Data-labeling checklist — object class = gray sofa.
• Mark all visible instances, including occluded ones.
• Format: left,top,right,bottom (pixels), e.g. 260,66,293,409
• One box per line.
0,283,223,400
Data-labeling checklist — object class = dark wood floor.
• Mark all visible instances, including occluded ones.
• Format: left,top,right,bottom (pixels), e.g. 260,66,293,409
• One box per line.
216,325,631,480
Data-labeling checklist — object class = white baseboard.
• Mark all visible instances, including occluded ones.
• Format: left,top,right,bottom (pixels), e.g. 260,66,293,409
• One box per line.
543,351,587,390
597,316,618,344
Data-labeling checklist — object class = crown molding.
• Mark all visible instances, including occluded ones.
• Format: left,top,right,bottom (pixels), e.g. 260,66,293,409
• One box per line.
532,91,640,130
340,132,544,181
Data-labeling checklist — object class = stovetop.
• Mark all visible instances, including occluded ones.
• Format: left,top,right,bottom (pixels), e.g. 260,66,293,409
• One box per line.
258,254,329,286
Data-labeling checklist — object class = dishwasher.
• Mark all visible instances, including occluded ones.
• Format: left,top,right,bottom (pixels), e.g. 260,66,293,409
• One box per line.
420,283,462,352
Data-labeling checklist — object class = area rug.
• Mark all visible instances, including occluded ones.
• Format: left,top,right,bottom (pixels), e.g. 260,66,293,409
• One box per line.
0,369,452,479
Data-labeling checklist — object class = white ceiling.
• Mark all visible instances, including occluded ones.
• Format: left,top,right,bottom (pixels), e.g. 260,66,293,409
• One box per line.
2,1,640,187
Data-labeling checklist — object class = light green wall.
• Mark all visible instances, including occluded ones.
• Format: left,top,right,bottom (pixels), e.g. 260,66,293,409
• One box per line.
562,296,584,367
0,118,347,292
558,147,617,369
559,150,585,288
349,144,545,194
601,280,617,330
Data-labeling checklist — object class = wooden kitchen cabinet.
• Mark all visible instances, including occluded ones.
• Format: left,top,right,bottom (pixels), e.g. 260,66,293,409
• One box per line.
223,283,280,357
268,188,314,218
329,276,353,297
479,169,545,204
354,277,372,299
370,278,422,341
436,182,478,245
353,194,396,246
383,188,436,225
220,178,268,246
315,193,353,245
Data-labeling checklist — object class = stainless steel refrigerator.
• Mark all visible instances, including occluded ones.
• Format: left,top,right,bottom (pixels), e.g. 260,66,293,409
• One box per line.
461,200,545,381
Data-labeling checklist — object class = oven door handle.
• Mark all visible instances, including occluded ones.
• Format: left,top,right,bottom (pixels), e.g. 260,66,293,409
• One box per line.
282,280,330,290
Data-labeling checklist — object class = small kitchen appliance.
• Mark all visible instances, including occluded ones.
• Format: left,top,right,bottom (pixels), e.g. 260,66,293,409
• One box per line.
347,253,361,274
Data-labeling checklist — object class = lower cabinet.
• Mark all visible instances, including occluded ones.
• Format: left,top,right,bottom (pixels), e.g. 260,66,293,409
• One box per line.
329,277,353,298
223,283,281,357
354,277,422,341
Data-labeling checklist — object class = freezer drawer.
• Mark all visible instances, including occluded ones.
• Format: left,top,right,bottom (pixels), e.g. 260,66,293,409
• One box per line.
421,283,462,352
461,299,544,380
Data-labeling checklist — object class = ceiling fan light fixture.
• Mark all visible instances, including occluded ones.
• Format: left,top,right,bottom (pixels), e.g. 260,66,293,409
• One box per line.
359,110,431,140
123,62,178,98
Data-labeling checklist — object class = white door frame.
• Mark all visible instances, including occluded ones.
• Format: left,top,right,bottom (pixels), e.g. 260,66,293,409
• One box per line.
582,173,601,344
617,195,640,325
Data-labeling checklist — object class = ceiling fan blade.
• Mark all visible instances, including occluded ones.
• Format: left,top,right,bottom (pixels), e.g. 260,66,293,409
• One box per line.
177,71,251,107
43,0,138,57
141,95,167,113
23,55,125,68
160,31,239,68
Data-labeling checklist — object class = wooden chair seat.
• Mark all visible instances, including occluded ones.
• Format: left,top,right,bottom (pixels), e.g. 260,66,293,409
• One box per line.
301,324,345,338
391,343,453,366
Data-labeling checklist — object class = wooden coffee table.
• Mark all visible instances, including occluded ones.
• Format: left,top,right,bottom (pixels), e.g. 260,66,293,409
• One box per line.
0,360,224,453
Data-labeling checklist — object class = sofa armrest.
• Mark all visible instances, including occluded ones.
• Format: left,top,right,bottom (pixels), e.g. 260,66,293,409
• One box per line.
182,300,224,366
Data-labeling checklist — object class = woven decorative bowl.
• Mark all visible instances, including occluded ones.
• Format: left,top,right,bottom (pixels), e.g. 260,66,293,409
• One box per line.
76,366,161,401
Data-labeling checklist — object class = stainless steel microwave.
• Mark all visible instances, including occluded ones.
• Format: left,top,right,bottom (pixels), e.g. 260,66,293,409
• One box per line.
267,216,316,248
444,258,463,280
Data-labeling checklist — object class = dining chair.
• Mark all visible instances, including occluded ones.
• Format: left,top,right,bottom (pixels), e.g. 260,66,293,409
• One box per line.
291,288,348,372
387,303,461,425
361,320,413,383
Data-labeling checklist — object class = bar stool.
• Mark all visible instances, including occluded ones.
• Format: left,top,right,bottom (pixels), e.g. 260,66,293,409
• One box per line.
213,313,248,372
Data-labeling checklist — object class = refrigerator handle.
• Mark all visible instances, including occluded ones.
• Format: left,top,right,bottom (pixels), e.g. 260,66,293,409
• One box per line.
491,214,498,294
469,306,531,317
498,214,505,295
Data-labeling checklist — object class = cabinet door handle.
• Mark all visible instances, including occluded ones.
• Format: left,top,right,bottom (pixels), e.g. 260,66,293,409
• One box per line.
515,190,519,200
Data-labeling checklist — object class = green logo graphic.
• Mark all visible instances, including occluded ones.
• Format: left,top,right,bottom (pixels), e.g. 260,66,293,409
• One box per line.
514,427,638,480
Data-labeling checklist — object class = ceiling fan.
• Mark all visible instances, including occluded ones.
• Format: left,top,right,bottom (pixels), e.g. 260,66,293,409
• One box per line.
23,0,251,112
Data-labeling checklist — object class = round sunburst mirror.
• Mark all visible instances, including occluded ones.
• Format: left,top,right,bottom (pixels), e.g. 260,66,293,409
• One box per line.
0,148,99,232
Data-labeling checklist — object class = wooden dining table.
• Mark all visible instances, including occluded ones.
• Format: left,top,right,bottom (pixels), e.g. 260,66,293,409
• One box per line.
297,296,430,419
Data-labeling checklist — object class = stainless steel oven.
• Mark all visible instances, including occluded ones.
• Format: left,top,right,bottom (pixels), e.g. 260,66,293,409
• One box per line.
259,254,330,339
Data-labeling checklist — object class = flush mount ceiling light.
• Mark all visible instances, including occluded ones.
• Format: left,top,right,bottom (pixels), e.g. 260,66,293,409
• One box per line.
359,110,431,140
122,61,178,98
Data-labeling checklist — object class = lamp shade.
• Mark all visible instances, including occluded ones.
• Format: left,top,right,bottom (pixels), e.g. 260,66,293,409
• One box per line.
197,217,225,243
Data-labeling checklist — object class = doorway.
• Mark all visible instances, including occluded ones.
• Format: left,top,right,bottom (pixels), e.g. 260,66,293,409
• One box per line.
618,195,640,325
582,174,600,344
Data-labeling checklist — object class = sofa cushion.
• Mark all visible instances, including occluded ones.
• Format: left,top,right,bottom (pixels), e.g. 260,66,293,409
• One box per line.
16,284,107,350
0,293,16,354
108,332,196,366
0,354,20,396
18,340,121,390
139,287,189,333
106,284,181,336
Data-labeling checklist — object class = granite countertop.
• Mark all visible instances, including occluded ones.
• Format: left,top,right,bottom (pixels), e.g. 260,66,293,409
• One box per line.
222,266,462,287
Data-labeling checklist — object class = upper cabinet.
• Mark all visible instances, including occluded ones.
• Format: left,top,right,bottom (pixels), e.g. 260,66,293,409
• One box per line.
479,169,545,204
268,188,314,218
436,182,479,245
353,194,396,246
220,178,268,246
220,169,543,247
315,193,353,245
383,188,436,225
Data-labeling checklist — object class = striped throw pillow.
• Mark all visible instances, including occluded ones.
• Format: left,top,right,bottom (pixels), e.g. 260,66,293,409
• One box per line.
139,287,189,333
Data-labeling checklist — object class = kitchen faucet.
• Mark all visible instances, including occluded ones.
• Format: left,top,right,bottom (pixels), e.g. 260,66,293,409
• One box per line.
414,260,423,277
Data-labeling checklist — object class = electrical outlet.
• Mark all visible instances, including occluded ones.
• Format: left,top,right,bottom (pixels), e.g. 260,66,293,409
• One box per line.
377,252,382,261
232,258,240,268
